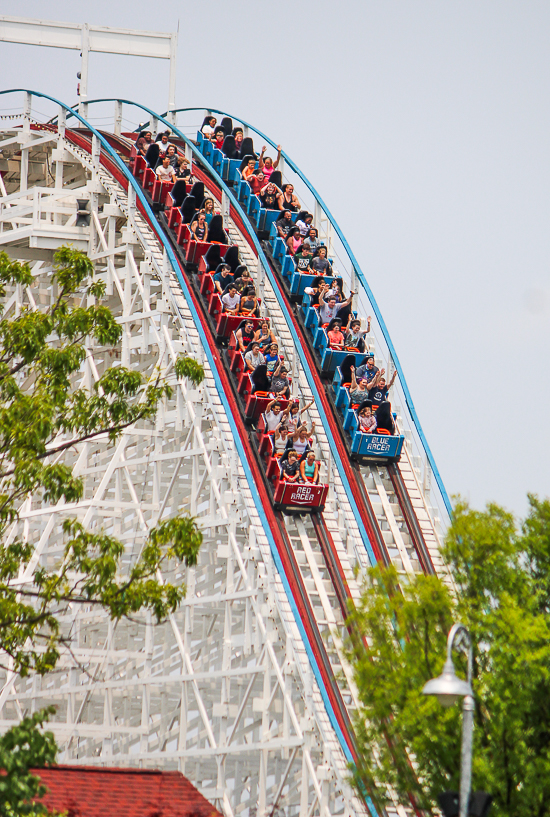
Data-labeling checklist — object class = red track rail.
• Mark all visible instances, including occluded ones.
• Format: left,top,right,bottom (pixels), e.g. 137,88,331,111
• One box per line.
98,126,390,572
64,126,360,767
262,254,389,566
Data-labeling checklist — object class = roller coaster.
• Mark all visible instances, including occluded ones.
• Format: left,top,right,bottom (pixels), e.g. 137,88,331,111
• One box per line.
0,89,452,817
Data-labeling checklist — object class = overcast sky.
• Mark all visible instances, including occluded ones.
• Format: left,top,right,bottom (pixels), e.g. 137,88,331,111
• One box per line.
2,0,549,518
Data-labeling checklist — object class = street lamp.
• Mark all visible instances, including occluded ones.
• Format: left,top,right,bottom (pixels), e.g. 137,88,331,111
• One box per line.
422,623,474,817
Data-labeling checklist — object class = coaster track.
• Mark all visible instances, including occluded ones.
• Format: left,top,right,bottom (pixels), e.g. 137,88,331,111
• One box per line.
0,90,452,817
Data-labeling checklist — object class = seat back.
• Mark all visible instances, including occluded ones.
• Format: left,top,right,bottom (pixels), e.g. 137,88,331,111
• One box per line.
340,354,357,385
143,167,156,191
145,143,160,169
170,179,187,208
189,182,205,208
167,206,182,230
208,214,228,244
314,327,329,355
176,223,191,246
152,179,174,205
240,137,255,158
269,170,282,189
222,135,237,159
180,195,197,224
281,254,296,280
223,245,240,274
248,195,262,227
203,244,222,271
186,241,211,265
200,273,215,299
250,363,271,393
202,139,214,162
133,155,146,180
220,117,233,135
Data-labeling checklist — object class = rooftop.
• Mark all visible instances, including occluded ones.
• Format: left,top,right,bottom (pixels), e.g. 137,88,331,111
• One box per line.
32,765,223,817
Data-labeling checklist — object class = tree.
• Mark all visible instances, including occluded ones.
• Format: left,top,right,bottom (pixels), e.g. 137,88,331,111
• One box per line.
0,246,205,676
0,708,57,816
346,496,550,817
0,246,205,810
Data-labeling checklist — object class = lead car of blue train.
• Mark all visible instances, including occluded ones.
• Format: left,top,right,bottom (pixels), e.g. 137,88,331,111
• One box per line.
299,288,405,466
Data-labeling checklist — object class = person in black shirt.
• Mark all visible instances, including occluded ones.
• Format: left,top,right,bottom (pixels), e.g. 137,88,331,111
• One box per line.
369,371,397,407
276,210,293,239
235,320,256,352
213,264,234,295
294,244,313,272
278,184,301,212
271,360,290,399
260,182,281,210
280,450,300,482
303,278,329,307
174,155,191,181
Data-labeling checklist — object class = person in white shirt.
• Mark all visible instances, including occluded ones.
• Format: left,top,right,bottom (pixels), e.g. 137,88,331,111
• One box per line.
201,115,217,140
244,342,266,372
273,423,291,456
156,156,176,183
221,285,240,315
264,399,291,433
157,132,174,156
288,423,315,458
318,290,355,325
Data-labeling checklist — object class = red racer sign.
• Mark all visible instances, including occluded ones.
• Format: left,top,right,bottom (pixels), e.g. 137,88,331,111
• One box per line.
274,482,328,508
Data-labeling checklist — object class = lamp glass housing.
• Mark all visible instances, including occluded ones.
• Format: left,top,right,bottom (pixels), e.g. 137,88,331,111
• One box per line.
422,657,473,708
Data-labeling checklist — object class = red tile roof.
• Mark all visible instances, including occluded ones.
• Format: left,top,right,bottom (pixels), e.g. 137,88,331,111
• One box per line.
31,765,223,817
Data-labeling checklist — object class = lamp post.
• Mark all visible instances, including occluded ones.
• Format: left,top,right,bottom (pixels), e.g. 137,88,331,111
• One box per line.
422,623,474,817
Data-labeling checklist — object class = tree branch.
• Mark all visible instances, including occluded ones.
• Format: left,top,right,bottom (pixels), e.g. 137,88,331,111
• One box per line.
0,411,151,479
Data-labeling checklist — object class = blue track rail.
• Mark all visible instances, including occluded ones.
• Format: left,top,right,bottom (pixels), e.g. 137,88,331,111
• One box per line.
0,90,374,810
161,106,452,519
60,95,383,566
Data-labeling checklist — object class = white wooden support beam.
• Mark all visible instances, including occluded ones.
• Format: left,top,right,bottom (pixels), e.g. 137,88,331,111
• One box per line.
78,22,90,120
20,92,31,192
222,190,230,229
114,100,123,136
0,117,380,817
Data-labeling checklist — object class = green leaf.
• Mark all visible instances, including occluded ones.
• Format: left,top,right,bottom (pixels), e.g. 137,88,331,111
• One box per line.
0,246,204,674
0,707,58,816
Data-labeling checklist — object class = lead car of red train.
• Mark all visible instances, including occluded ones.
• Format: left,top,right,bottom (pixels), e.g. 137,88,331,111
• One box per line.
273,481,328,514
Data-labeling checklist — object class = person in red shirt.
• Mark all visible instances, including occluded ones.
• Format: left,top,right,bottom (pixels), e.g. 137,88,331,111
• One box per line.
327,319,345,350
247,169,266,195
213,128,225,151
